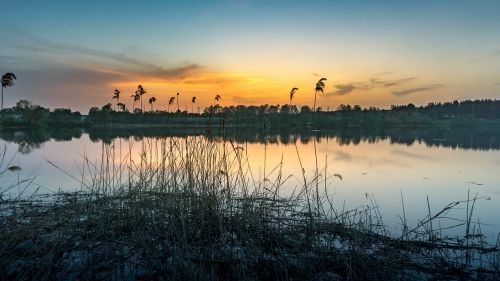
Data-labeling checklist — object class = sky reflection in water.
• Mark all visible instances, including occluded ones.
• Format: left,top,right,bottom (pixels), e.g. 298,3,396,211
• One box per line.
1,132,499,242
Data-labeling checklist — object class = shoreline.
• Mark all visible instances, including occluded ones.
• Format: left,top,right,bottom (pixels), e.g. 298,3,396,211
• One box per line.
2,191,498,280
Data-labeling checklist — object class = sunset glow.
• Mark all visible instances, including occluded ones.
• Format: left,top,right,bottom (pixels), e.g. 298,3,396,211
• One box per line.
1,0,499,112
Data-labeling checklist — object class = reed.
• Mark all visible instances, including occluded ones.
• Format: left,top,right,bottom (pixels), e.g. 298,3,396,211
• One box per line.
0,138,498,280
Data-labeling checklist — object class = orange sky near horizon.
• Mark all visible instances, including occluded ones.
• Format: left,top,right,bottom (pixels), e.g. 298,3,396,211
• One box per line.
99,68,466,112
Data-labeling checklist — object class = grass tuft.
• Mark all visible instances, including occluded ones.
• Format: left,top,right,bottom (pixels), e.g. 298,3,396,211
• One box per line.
0,137,499,280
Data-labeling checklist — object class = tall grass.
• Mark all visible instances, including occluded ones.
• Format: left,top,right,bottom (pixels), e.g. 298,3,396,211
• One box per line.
0,137,499,280
0,144,38,200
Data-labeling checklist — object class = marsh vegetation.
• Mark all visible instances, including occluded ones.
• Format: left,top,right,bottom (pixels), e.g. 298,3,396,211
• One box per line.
0,136,499,280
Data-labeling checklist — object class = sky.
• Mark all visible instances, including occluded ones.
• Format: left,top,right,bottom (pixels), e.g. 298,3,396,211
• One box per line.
1,0,500,112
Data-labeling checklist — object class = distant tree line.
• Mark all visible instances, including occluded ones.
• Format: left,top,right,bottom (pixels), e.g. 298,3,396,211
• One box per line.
388,99,500,119
3,99,500,129
0,100,82,128
63,98,500,129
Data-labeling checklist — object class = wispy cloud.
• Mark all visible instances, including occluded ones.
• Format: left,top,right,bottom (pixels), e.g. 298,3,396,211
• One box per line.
392,84,443,97
0,64,127,110
326,76,417,96
382,77,417,87
8,31,205,81
373,71,393,76
332,83,358,96
492,50,500,56
333,151,352,161
232,95,256,104
326,80,373,96
392,149,434,160
10,32,252,91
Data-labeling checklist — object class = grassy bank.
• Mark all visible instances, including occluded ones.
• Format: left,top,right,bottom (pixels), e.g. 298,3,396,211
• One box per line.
1,137,499,280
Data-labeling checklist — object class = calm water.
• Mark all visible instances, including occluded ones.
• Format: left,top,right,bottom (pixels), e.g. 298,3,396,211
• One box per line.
1,128,499,242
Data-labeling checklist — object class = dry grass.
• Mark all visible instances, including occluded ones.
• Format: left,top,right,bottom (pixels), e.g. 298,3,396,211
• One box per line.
0,137,499,280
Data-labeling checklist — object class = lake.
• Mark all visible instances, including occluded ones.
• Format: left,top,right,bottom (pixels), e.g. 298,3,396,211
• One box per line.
1,127,499,243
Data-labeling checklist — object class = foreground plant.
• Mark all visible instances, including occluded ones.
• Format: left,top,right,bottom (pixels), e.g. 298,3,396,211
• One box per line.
0,137,498,280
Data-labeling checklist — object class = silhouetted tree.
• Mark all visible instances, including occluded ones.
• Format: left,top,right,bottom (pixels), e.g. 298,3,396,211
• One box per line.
11,100,47,127
102,103,112,112
176,92,180,112
208,94,222,129
314,78,327,112
135,85,146,112
1,73,17,110
191,96,196,113
131,94,140,112
112,89,120,110
280,104,291,115
301,105,312,113
149,97,157,111
289,87,298,106
117,102,126,112
337,104,352,111
268,105,279,114
89,107,99,114
168,97,175,113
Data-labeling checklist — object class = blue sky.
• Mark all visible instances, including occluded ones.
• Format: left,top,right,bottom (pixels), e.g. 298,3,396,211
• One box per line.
1,0,500,111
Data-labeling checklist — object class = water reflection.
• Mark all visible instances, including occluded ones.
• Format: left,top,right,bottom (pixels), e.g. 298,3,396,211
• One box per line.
0,127,499,243
2,126,500,153
0,128,83,154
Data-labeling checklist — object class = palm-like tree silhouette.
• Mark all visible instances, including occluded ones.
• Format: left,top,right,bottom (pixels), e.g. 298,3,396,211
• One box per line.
208,94,222,130
135,85,146,112
112,89,120,100
112,89,120,110
191,96,196,113
176,92,180,112
168,97,175,113
314,78,327,112
289,87,298,106
131,94,140,112
117,102,126,112
213,94,222,115
149,97,157,111
1,73,17,110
